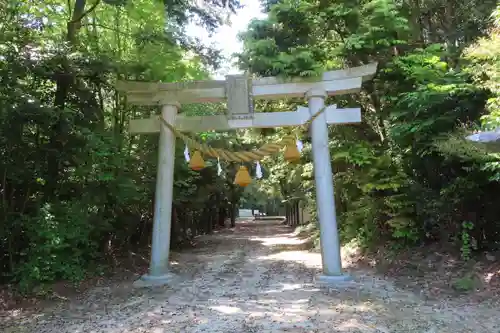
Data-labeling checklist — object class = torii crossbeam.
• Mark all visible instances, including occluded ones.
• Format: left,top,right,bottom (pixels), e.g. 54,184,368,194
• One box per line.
116,63,377,287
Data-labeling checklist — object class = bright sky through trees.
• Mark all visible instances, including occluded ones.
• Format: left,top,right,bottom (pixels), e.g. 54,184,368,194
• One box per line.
185,0,266,79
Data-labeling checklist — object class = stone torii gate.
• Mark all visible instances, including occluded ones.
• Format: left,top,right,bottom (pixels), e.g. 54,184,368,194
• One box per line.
116,63,377,287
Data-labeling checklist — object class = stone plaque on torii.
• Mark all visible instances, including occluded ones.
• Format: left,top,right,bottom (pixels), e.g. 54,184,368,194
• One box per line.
116,63,377,287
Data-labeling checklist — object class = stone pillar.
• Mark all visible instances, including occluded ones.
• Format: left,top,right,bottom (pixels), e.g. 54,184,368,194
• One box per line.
134,103,178,287
307,89,351,284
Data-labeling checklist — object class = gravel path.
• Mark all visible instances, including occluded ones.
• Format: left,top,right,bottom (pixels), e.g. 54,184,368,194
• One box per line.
2,218,500,332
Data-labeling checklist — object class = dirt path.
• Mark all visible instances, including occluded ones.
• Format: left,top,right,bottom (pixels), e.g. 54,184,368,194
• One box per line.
2,219,500,332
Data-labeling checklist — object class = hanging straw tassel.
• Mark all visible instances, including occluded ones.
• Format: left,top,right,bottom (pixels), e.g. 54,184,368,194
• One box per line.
189,151,205,171
296,138,303,152
256,161,263,179
217,158,222,176
234,165,252,187
284,140,301,163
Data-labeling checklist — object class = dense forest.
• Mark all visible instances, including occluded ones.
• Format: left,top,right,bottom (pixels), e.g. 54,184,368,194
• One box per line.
1,0,500,291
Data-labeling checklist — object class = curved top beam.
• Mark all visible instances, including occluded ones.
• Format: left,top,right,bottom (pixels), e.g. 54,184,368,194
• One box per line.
252,63,378,86
115,63,378,105
323,63,378,82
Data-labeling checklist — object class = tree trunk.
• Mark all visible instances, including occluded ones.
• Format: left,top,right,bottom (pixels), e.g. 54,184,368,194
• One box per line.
47,0,101,198
218,207,226,227
230,204,237,228
294,201,300,226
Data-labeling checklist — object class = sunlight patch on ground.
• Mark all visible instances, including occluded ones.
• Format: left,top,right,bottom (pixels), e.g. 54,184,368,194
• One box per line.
4,309,22,318
485,272,495,283
249,235,306,246
331,303,374,313
268,313,313,323
337,319,379,331
261,283,317,294
250,231,364,269
209,305,242,314
277,283,303,290
150,328,163,333
246,311,267,318
256,250,323,268
484,269,500,284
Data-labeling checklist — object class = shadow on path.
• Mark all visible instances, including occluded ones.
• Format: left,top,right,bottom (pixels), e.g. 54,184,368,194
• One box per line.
1,218,500,332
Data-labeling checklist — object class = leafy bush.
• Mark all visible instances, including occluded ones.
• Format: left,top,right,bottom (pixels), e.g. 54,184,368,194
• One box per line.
16,201,98,290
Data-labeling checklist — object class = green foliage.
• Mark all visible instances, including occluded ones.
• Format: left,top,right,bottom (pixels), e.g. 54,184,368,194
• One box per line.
460,221,476,261
237,0,500,255
16,201,98,290
4,0,500,291
452,273,480,292
463,9,500,129
0,0,246,290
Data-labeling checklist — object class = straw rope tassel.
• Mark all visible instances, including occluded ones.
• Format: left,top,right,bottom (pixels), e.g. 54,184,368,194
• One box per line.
234,165,252,187
189,150,205,170
157,106,326,163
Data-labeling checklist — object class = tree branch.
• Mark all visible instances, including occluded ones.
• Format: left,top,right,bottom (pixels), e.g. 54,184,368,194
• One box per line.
81,23,134,36
70,0,101,24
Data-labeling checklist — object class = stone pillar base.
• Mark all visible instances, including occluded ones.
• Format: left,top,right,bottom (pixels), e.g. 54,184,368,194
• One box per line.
132,273,177,288
315,274,353,287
